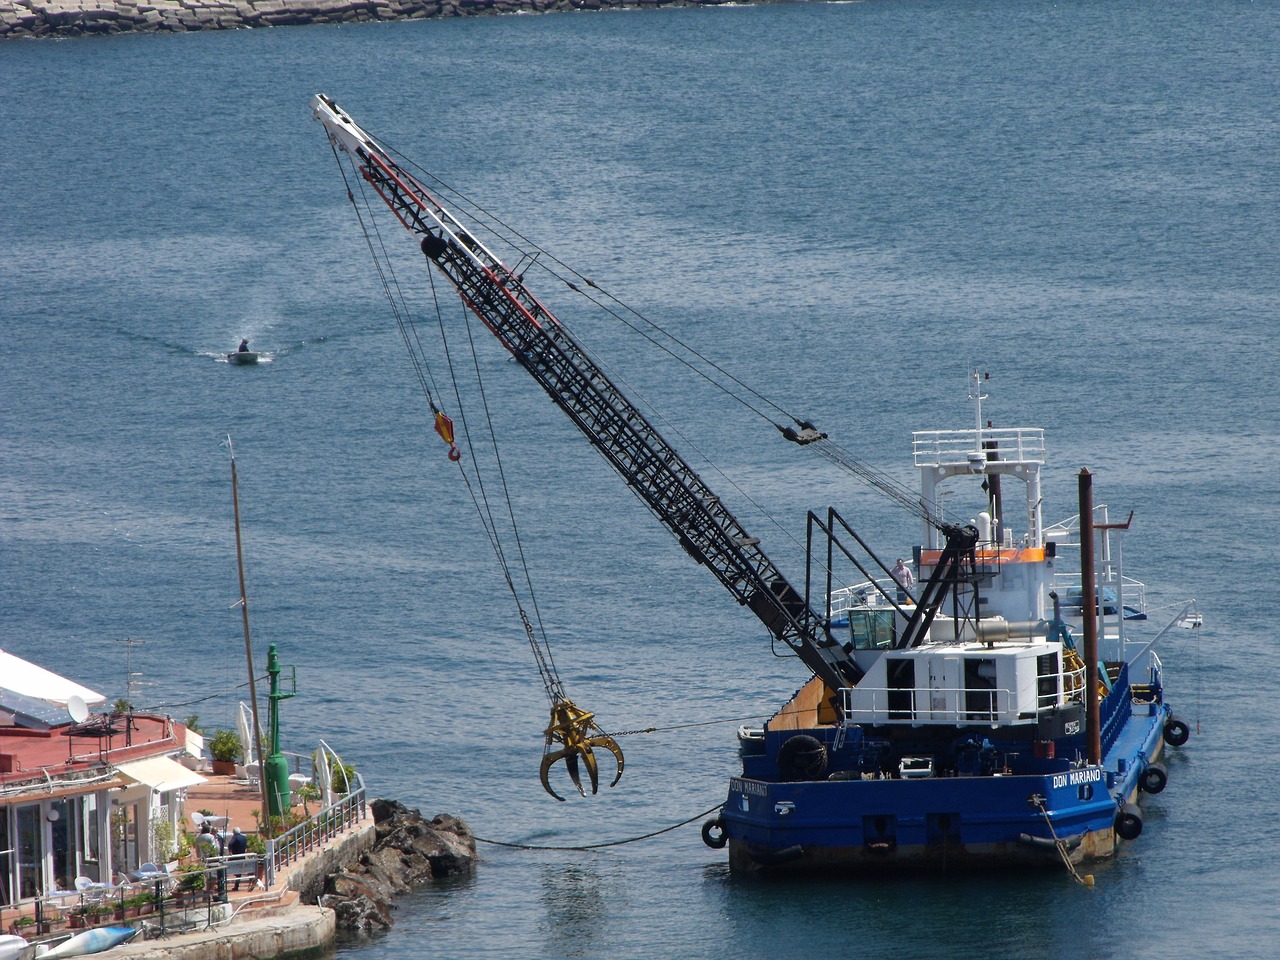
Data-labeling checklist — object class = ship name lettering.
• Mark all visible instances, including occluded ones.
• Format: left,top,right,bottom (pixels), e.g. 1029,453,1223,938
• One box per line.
1052,768,1103,789
732,778,769,797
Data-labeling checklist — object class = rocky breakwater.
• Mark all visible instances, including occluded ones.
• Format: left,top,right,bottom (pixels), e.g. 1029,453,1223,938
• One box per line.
316,797,477,933
1,0,729,39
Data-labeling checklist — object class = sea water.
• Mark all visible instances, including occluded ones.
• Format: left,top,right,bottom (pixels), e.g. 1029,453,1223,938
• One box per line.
2,1,1279,957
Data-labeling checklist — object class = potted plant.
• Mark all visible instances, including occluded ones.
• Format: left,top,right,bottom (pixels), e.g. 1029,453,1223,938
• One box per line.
174,862,206,901
115,892,154,919
9,915,35,936
208,729,242,775
76,905,112,928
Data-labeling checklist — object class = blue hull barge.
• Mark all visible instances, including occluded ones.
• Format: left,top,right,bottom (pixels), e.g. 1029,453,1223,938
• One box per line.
309,100,1197,878
710,381,1200,875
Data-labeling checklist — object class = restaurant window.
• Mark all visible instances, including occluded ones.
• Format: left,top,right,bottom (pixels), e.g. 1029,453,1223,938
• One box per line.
49,799,76,892
0,809,11,905
82,793,101,881
15,805,41,900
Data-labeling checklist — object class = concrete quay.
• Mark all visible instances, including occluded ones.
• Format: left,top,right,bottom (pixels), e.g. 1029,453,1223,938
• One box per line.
107,906,336,960
104,818,377,960
0,0,734,39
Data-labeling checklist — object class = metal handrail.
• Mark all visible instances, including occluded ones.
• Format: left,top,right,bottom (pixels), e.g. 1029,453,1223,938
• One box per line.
841,674,1084,726
263,772,367,889
842,684,1017,724
912,427,1046,468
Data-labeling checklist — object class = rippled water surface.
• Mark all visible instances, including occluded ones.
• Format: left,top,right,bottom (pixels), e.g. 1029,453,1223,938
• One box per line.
3,1,1279,957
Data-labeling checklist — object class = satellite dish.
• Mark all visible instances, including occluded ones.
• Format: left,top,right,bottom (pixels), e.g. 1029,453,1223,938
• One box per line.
67,695,89,724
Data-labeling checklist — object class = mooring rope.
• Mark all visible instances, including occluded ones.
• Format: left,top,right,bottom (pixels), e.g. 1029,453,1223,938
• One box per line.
474,803,723,851
1031,796,1094,887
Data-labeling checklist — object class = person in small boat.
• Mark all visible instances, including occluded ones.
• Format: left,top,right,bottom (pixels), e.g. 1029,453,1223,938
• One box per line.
238,338,250,352
891,558,914,603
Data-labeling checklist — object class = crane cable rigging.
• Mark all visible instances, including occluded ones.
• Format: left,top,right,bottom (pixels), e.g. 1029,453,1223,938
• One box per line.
329,141,623,802
377,141,943,534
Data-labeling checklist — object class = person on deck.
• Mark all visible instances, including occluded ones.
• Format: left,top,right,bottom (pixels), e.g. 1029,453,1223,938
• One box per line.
238,338,250,352
891,558,915,603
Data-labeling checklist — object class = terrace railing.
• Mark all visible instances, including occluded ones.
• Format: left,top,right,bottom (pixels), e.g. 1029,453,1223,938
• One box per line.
263,773,367,889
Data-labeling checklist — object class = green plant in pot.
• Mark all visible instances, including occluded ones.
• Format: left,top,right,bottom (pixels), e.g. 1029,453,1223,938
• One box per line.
208,729,242,775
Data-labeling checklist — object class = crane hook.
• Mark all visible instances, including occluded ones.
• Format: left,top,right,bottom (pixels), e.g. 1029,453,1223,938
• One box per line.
433,410,462,462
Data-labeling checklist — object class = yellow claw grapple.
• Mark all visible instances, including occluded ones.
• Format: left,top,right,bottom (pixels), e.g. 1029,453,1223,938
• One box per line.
540,696,624,802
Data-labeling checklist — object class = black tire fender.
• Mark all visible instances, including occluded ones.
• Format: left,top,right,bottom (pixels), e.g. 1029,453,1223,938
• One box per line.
776,734,828,782
1163,717,1190,747
1115,802,1143,840
701,816,727,849
1139,763,1168,794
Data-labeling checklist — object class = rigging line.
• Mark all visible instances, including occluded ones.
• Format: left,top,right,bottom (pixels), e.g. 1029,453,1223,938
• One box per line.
416,253,515,570
352,154,556,697
603,695,847,739
377,142,948,543
562,329,821,568
349,163,450,415
449,289,563,694
437,290,563,699
342,144,461,424
607,713,774,737
378,143,797,427
406,206,541,638
414,236,564,698
378,143,934,543
338,145,562,700
353,149,876,602
527,263,782,426
475,803,724,851
810,437,937,527
448,453,562,702
527,263,789,427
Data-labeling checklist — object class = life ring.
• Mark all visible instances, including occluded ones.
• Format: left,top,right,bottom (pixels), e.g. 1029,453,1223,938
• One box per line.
1139,763,1168,795
1163,717,1190,747
776,734,828,782
701,816,727,849
1115,802,1143,841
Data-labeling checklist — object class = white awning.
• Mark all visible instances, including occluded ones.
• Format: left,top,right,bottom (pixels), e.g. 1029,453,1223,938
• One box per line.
0,649,106,707
116,755,207,793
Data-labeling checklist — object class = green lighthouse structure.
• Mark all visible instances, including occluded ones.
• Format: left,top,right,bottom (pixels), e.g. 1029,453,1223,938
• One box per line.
265,643,296,819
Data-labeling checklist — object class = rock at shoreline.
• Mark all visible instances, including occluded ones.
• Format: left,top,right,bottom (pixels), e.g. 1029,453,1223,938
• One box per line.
317,797,477,933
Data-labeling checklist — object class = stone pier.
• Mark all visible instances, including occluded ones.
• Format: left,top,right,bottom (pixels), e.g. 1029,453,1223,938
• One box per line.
1,0,739,38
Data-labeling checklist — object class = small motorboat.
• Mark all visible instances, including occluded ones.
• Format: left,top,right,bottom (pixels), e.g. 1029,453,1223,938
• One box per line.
0,934,29,960
227,350,260,365
35,926,137,959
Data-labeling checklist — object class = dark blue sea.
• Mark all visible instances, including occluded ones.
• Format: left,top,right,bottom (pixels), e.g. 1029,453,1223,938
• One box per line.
3,1,1279,957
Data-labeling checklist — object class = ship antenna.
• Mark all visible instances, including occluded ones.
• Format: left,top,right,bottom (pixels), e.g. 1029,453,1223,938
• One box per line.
969,370,991,445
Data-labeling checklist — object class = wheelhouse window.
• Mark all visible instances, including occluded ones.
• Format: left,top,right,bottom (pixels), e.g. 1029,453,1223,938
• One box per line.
848,609,895,651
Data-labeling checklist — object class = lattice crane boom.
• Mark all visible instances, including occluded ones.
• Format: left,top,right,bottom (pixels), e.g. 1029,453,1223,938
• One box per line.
312,94,864,690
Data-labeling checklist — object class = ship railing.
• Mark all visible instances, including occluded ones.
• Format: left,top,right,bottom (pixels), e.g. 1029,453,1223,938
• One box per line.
263,771,368,889
829,579,895,616
1098,661,1133,757
840,685,1018,726
1051,571,1148,621
912,427,1046,469
1040,663,1088,710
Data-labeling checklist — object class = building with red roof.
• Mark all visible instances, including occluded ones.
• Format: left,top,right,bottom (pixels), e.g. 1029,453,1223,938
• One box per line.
0,650,202,909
